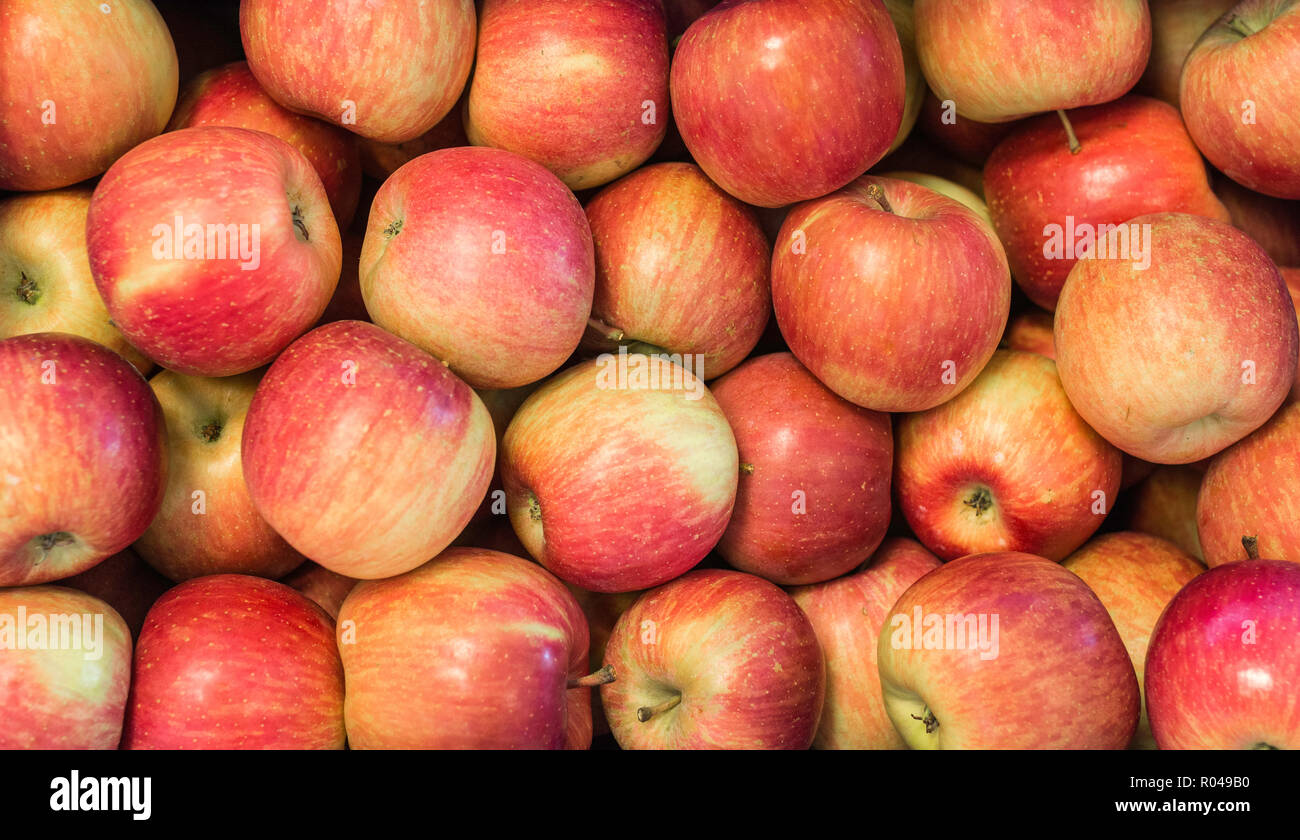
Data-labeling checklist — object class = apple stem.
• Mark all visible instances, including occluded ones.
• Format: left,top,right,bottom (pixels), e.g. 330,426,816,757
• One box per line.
1056,110,1081,155
1242,535,1260,560
36,531,74,553
1224,14,1255,38
568,665,616,688
587,316,625,343
864,183,894,214
16,272,39,305
637,693,682,722
291,205,310,242
911,706,939,734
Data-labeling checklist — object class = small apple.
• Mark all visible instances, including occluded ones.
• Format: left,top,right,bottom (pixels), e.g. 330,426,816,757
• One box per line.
1129,466,1206,561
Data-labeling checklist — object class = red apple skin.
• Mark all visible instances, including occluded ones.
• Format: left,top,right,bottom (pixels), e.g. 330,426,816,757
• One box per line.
1286,267,1300,403
167,61,361,229
87,126,342,377
501,355,739,593
240,0,475,144
0,586,132,749
0,333,166,586
985,96,1232,310
1063,532,1205,749
242,321,495,580
339,547,593,749
0,0,178,191
915,0,1151,123
1130,466,1206,561
122,574,345,749
789,538,941,749
467,0,669,191
600,569,825,749
315,227,369,327
1214,174,1300,267
880,170,993,227
710,353,893,585
281,561,357,621
1146,558,1300,749
1181,1,1300,199
878,551,1140,748
0,189,152,373
360,147,595,390
566,585,639,738
583,162,771,380
773,175,1011,412
896,350,1122,562
61,548,172,639
1001,307,1055,359
917,89,1018,166
1140,0,1238,105
670,0,906,208
1055,213,1298,464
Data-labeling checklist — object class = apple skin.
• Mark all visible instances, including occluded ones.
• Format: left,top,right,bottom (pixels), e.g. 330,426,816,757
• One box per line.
467,0,669,191
710,352,893,585
883,0,925,155
1140,0,1238,105
0,188,151,372
500,355,738,593
358,101,467,180
880,169,993,227
1181,1,1300,199
1130,466,1206,561
565,585,639,738
916,89,1018,166
896,350,1122,561
167,61,361,229
360,146,595,390
240,0,475,144
122,574,345,749
583,162,770,381
670,0,906,208
281,561,357,620
1286,267,1300,404
0,333,166,587
878,551,1139,749
1001,307,1056,359
1055,212,1298,464
915,0,1150,123
87,125,342,377
61,548,172,639
338,547,593,749
985,96,1232,310
600,569,825,749
789,538,941,749
0,0,178,191
0,586,132,749
1063,532,1204,749
773,174,1011,412
1145,557,1300,749
1214,174,1300,267
242,321,495,580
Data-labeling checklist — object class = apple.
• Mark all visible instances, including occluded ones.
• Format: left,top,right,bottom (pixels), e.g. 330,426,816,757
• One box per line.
0,586,132,749
881,169,993,226
0,188,151,372
916,89,1017,166
122,574,345,749
984,96,1232,310
1213,173,1300,267
772,174,1010,412
1286,267,1300,403
896,350,1122,561
665,0,721,39
315,228,369,327
0,333,166,587
600,569,825,749
500,354,738,592
87,125,342,377
1145,552,1300,748
582,162,770,381
61,548,171,638
1181,1,1300,199
878,551,1139,748
339,547,598,749
884,0,925,154
242,320,495,580
360,146,594,390
670,0,906,207
789,537,941,749
872,135,987,196
1140,0,1238,105
1054,212,1298,463
1062,532,1205,749
358,101,467,180
709,352,893,585
467,0,669,190
282,562,357,621
566,585,639,738
0,0,178,191
240,0,475,144
1129,466,1206,561
1001,307,1056,359
167,61,361,229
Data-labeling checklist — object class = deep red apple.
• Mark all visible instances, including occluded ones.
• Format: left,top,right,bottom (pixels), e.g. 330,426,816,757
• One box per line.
61,548,172,639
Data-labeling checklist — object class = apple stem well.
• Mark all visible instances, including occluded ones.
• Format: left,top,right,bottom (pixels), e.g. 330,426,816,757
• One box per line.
637,693,682,723
36,531,75,553
16,272,39,304
1056,110,1081,155
291,205,310,242
911,707,939,734
1243,535,1260,560
1224,14,1256,39
568,665,616,688
199,422,223,443
864,183,894,215
963,486,994,517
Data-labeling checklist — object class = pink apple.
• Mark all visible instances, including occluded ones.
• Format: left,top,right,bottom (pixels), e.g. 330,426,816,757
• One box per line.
282,561,357,621
1214,173,1300,267
1286,267,1300,403
1140,0,1238,105
1129,466,1206,561
61,548,171,639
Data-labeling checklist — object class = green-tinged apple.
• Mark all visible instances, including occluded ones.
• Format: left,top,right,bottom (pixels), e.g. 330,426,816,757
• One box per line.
878,551,1139,748
773,174,1010,412
884,0,924,154
282,562,357,620
1055,213,1298,463
566,585,639,738
916,89,1018,165
360,147,594,389
62,548,171,638
789,538,941,749
0,333,165,586
1213,174,1300,266
87,126,342,377
601,569,825,749
1140,0,1237,105
1001,307,1055,358
242,321,495,579
1130,466,1206,560
881,170,993,226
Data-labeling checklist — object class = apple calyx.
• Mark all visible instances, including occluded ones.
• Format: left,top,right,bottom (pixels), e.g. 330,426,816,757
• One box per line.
383,219,403,239
864,183,894,215
963,486,994,518
527,491,543,523
291,204,310,242
15,272,39,305
1250,741,1279,750
911,706,939,734
1242,535,1260,560
568,665,616,688
1056,110,1081,155
35,531,75,553
199,421,223,443
637,693,681,722
739,462,755,475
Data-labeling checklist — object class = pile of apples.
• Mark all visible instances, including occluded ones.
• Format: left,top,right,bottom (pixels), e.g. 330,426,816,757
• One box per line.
1,0,1298,751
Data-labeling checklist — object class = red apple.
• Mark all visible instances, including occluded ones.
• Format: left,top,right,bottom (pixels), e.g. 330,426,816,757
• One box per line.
0,0,178,191
123,574,345,749
880,170,993,227
670,0,906,207
600,569,825,749
916,89,1018,166
1286,267,1300,403
772,174,1010,412
360,147,594,390
710,352,893,585
1129,466,1206,561
884,0,925,154
61,548,172,638
1213,173,1300,267
315,227,369,327
0,333,165,586
282,561,357,621
357,101,467,180
1140,0,1238,105
566,585,639,738
1001,307,1055,358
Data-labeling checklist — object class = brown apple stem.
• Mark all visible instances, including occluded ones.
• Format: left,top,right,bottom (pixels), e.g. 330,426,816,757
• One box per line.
587,316,625,343
864,183,894,214
1057,110,1081,155
1243,535,1260,560
911,707,939,734
292,206,310,242
568,665,616,688
637,693,682,722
